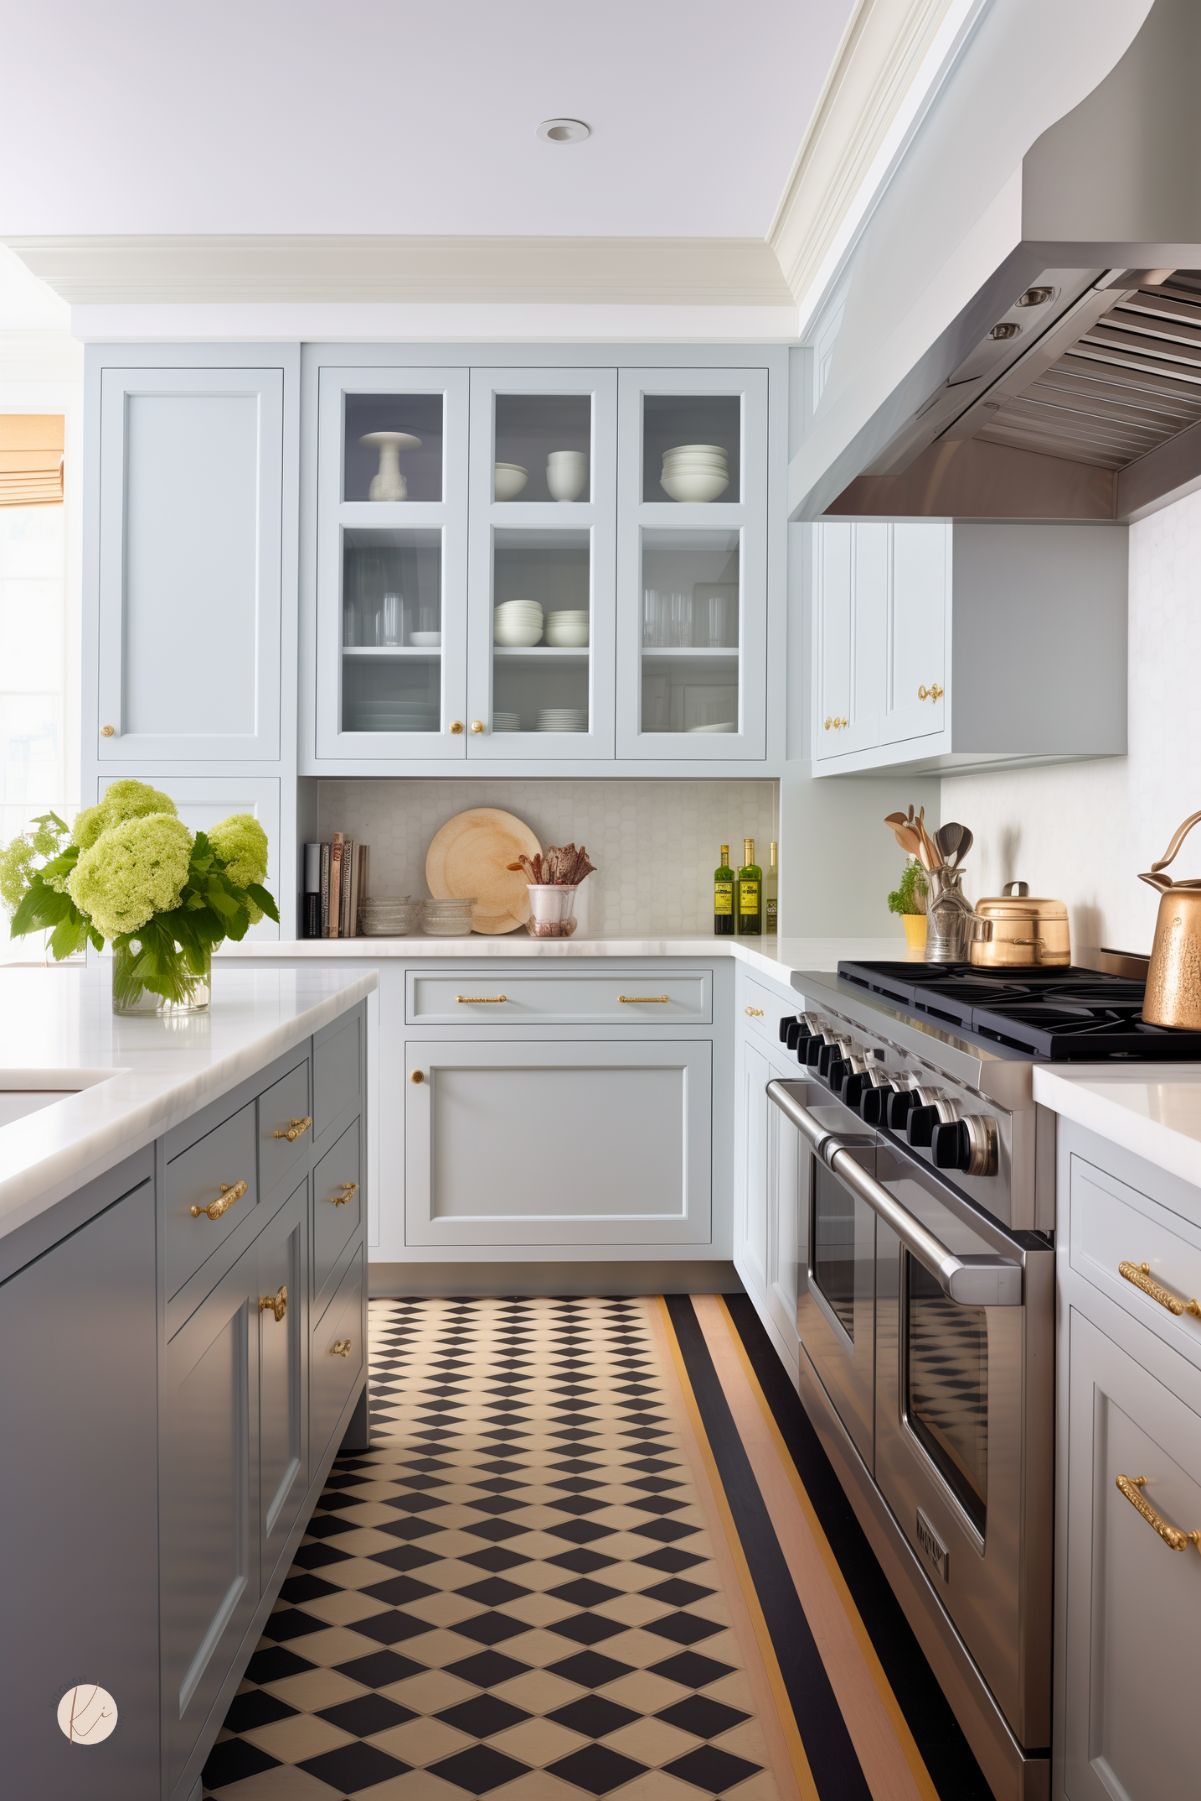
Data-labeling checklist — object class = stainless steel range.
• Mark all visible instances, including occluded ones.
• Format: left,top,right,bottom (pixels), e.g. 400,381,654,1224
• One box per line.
768,959,1182,1801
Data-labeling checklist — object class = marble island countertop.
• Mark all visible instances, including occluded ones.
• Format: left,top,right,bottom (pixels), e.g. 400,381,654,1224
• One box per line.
0,964,377,1245
1034,1063,1201,1190
222,932,905,989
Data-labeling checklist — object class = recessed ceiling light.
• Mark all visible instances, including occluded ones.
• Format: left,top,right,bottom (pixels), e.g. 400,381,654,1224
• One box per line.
537,118,591,145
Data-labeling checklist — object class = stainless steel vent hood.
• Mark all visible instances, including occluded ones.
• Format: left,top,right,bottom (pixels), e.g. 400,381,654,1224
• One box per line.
792,0,1201,523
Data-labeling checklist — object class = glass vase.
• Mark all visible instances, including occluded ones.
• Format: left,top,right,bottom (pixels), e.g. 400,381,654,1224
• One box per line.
112,942,211,1016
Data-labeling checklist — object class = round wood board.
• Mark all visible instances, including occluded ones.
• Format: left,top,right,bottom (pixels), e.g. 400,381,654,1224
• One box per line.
425,807,541,934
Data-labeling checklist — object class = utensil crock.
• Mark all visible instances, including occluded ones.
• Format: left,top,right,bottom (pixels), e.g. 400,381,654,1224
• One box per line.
1140,810,1201,1028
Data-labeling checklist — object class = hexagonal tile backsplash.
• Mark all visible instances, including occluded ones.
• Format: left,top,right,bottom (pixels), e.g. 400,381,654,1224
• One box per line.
316,779,778,937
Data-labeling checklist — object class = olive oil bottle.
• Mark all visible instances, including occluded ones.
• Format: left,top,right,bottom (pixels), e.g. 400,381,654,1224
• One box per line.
713,844,735,935
737,838,762,936
764,840,779,935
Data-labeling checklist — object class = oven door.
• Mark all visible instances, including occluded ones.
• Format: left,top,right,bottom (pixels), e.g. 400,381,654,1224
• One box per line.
870,1146,1054,1749
768,1080,877,1469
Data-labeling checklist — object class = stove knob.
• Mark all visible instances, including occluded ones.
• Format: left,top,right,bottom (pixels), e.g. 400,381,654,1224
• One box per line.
906,1103,941,1147
931,1120,971,1172
784,1011,823,1053
934,1114,999,1177
860,1081,893,1125
831,1054,867,1097
887,1089,919,1130
844,1063,881,1108
780,1016,796,1046
818,1036,854,1078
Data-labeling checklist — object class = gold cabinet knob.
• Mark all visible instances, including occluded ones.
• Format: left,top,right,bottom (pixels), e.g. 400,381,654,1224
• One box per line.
823,716,833,731
331,1338,352,1358
745,1005,765,1018
930,682,944,701
470,720,485,734
190,1178,248,1221
100,724,116,737
410,1069,425,1083
331,1180,359,1207
918,684,929,700
272,1115,312,1143
449,720,464,735
840,716,849,728
258,1283,287,1322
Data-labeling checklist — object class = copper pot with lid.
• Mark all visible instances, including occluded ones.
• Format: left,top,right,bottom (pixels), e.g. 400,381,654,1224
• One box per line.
969,881,1071,968
1140,810,1201,1028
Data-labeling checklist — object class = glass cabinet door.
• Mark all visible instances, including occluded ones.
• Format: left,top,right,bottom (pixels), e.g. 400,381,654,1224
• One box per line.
616,368,768,760
315,368,468,759
467,369,616,759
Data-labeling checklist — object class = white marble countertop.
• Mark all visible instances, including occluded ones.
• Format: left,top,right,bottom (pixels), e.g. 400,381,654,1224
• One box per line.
1034,1064,1201,1191
0,964,377,1243
222,933,904,990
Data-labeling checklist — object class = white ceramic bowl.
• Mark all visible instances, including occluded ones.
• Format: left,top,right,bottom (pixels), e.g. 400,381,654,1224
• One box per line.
494,462,528,501
664,443,728,460
495,623,543,647
663,451,729,468
495,599,543,618
661,468,730,503
546,630,590,649
410,630,441,647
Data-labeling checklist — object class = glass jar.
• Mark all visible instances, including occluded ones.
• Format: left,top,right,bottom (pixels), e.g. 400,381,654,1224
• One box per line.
112,942,211,1015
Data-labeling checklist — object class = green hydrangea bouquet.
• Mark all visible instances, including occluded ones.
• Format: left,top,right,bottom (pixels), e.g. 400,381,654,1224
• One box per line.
0,780,279,1014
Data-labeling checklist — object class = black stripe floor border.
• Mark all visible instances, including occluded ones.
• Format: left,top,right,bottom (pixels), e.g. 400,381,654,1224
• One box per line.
664,1295,874,1801
723,1292,994,1800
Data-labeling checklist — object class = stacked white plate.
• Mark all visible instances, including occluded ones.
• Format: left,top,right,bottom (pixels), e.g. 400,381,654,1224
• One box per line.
493,711,522,732
537,708,588,733
495,598,544,647
350,707,439,732
661,443,730,504
546,610,590,648
359,897,418,936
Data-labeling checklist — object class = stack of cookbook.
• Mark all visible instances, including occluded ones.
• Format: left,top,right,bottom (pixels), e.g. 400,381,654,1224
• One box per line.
302,834,369,938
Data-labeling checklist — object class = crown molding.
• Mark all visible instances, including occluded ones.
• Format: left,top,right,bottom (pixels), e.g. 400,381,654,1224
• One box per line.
5,234,795,311
768,0,982,317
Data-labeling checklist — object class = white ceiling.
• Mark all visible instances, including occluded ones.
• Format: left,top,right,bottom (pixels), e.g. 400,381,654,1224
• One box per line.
1,0,856,239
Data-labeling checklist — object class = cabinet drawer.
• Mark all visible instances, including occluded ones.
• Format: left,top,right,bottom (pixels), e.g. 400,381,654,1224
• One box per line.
740,975,800,1047
312,1119,362,1321
258,1057,313,1195
406,968,712,1026
1069,1154,1201,1373
311,1244,366,1467
313,1008,363,1139
164,1101,259,1302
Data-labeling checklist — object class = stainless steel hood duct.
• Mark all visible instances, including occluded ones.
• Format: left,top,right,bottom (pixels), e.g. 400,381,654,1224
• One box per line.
791,0,1201,523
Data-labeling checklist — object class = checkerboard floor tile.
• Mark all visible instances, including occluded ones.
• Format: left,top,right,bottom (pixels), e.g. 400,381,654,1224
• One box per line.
204,1296,990,1800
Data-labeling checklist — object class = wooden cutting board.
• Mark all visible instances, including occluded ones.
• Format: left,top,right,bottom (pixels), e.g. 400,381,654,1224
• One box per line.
425,807,541,934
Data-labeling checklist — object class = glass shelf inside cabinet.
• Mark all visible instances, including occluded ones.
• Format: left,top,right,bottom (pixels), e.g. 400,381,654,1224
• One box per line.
341,528,442,734
642,393,741,504
640,529,740,735
343,392,445,503
492,528,591,734
493,393,592,503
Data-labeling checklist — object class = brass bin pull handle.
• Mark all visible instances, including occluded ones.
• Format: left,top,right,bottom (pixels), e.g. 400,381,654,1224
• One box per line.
190,1179,248,1221
259,1283,287,1323
273,1115,312,1143
1119,1260,1201,1319
619,994,670,1004
745,1005,765,1018
331,1181,358,1206
331,1338,352,1358
1116,1474,1201,1552
456,994,509,1004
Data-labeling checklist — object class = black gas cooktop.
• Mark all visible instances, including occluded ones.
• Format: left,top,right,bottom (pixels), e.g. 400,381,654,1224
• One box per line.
835,960,1196,1060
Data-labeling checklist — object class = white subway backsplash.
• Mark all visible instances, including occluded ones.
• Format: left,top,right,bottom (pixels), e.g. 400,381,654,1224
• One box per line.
315,778,778,937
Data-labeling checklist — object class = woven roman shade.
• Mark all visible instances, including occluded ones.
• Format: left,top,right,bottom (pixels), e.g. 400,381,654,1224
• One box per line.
0,414,64,506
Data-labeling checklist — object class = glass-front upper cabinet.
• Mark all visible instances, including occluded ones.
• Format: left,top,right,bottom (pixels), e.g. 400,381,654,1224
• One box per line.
467,369,616,759
616,369,768,760
315,368,469,759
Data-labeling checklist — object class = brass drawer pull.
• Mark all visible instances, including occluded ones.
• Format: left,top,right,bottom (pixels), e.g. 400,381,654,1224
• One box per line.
456,994,509,1004
745,1005,765,1018
619,994,670,1004
273,1115,312,1143
259,1283,287,1323
1116,1474,1201,1552
190,1179,248,1221
331,1181,358,1206
1118,1260,1201,1320
331,1338,352,1358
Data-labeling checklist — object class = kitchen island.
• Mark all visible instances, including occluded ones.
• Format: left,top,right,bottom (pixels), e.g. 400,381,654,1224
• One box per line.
0,963,375,1801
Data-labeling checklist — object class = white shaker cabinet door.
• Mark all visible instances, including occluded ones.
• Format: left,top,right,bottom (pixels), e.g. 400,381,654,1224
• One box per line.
404,1039,712,1248
1060,1309,1201,1801
96,366,285,761
878,522,950,749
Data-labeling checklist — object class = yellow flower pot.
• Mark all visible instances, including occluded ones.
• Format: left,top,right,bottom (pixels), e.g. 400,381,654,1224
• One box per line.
901,914,928,955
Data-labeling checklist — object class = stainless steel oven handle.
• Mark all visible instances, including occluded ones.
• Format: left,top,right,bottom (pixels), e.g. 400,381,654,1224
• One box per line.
767,1081,1023,1308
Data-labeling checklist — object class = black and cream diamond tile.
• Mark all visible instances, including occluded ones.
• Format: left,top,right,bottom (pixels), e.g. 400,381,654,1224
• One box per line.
205,1296,990,1799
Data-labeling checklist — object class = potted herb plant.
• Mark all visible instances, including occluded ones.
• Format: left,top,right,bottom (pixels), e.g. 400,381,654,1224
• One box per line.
0,779,279,1014
888,857,929,953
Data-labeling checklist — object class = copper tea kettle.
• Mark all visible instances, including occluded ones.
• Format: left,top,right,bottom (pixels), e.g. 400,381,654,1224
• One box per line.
1139,809,1201,1028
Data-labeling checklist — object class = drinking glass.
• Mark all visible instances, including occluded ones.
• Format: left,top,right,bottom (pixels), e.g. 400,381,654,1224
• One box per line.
379,592,402,646
643,588,665,647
